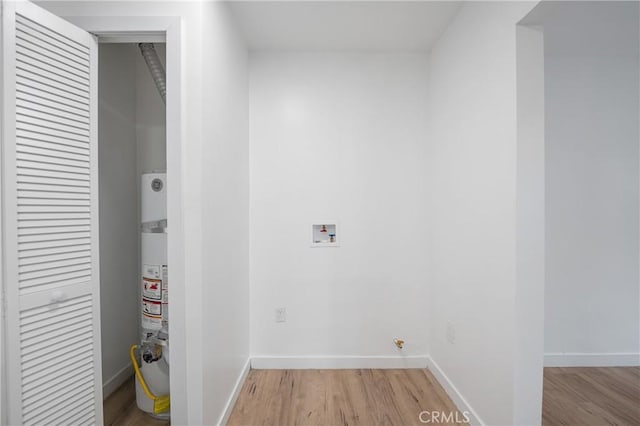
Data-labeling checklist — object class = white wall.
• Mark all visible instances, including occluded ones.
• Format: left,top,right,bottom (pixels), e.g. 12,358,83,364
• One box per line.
426,2,538,425
515,21,545,426
250,53,430,365
0,1,6,420
200,2,250,424
543,1,640,366
97,43,139,397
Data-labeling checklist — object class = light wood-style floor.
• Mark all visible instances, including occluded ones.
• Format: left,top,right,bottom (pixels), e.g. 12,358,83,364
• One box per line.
227,369,467,426
102,367,640,426
103,376,170,426
542,367,640,426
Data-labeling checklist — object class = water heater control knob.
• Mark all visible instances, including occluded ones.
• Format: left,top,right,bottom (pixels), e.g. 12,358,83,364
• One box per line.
151,178,163,192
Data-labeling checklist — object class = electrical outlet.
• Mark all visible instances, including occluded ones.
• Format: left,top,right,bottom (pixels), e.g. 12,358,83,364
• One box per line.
446,321,455,344
275,307,287,323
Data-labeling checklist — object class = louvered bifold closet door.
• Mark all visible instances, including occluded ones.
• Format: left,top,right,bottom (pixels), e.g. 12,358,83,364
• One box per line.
2,2,102,425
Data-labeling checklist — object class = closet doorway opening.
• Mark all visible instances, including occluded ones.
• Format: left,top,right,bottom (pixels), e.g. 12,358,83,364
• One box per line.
65,17,187,424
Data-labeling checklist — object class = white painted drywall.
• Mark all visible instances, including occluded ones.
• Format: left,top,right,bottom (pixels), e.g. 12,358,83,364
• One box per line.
0,2,5,415
543,1,640,365
426,2,538,425
250,53,430,361
97,43,139,397
514,22,545,426
199,2,250,424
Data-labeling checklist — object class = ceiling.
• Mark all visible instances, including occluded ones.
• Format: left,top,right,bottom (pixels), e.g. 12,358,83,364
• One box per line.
227,1,462,51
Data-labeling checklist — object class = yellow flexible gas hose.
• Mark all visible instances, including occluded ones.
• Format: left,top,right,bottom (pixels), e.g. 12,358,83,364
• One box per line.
130,344,170,415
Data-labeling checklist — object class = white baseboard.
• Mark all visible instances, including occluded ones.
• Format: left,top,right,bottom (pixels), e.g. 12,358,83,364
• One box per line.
544,352,640,367
251,355,429,369
102,363,134,400
426,356,484,426
218,357,251,426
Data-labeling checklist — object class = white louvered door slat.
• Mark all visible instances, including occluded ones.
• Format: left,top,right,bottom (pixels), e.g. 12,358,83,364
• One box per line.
2,1,102,425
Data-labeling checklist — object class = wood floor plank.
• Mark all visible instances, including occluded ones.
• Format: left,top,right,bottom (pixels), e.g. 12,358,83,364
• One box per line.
542,367,640,426
103,376,137,426
230,367,640,426
358,369,404,425
227,369,468,426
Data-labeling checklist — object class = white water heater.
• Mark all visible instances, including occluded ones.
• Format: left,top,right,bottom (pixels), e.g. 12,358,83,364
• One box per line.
141,172,168,334
137,172,170,418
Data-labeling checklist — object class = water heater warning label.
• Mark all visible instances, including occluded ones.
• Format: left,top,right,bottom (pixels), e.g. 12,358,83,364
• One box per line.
143,298,162,316
143,264,161,279
141,263,167,330
143,277,162,300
